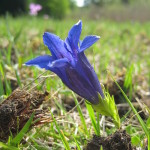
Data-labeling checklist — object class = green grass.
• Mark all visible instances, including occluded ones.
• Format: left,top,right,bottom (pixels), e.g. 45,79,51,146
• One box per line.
0,15,150,149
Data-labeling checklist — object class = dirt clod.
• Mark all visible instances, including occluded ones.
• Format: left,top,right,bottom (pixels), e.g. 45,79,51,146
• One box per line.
85,130,134,150
0,89,49,141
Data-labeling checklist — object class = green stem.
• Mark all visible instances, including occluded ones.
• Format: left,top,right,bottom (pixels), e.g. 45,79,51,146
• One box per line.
148,134,150,150
72,92,89,137
96,112,100,136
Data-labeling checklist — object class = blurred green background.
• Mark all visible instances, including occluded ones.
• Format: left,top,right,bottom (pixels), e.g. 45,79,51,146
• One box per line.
0,0,150,21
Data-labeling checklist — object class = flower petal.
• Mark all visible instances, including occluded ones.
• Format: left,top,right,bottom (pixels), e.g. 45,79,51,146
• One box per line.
48,58,69,68
79,35,100,53
25,55,54,70
65,66,99,104
78,52,104,99
43,32,71,59
66,20,82,51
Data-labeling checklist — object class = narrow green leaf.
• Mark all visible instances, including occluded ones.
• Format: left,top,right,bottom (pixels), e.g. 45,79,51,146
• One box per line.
54,97,66,114
50,110,71,150
85,102,99,135
0,142,19,150
4,77,12,96
15,69,22,87
0,63,4,78
146,117,150,128
148,134,150,150
14,27,22,43
72,92,89,137
0,75,4,96
7,44,12,65
11,112,35,145
109,72,149,137
73,136,81,150
121,109,131,123
131,135,141,146
96,112,100,136
124,64,134,100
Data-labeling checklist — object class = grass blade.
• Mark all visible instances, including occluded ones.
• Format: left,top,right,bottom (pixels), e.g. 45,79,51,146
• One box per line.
73,136,81,150
109,71,149,136
72,92,89,137
124,64,134,100
0,142,19,150
50,110,71,150
11,112,35,145
85,102,100,136
4,77,12,96
96,112,100,136
15,69,22,87
0,75,4,96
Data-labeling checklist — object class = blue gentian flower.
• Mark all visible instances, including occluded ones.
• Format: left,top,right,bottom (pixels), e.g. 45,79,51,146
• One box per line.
25,20,104,104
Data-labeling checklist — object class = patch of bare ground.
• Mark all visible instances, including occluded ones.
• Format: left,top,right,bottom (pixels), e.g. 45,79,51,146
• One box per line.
85,130,135,150
0,89,49,141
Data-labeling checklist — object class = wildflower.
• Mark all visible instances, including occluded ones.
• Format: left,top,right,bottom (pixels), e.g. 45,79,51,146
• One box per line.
29,3,42,16
25,20,104,104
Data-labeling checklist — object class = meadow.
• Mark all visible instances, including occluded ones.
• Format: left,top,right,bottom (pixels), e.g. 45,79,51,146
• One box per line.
0,15,150,149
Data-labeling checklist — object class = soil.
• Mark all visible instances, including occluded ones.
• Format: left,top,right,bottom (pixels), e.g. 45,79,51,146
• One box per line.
0,89,49,141
85,130,135,150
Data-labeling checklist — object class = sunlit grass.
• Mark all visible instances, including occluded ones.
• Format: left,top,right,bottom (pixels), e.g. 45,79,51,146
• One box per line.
0,15,150,149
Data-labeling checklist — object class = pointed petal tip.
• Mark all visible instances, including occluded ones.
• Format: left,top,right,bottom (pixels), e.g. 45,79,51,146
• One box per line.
43,32,49,39
79,35,100,52
43,31,49,35
43,32,48,42
24,61,31,66
43,32,55,40
96,35,100,39
92,35,100,39
75,20,82,27
43,32,46,36
23,63,31,66
24,62,35,67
